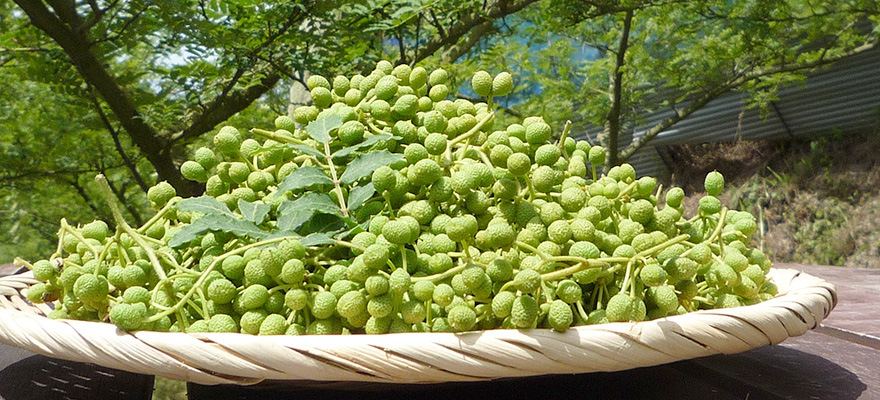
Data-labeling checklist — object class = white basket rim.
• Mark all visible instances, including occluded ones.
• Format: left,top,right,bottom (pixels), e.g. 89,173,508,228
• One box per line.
0,268,836,385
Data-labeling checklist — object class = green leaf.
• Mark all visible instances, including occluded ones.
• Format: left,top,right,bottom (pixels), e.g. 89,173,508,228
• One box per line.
168,214,267,248
305,114,343,144
238,200,271,225
336,221,368,240
250,144,286,156
331,134,399,159
265,230,299,240
276,166,333,194
276,193,342,231
339,150,404,184
279,192,342,216
300,233,336,247
291,144,325,160
177,196,233,216
298,213,346,236
277,213,309,232
347,183,375,211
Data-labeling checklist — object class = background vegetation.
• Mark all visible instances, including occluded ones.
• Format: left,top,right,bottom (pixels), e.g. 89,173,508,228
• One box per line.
1,0,878,267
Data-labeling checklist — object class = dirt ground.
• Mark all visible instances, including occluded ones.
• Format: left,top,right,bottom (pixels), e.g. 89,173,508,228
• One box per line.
665,131,880,269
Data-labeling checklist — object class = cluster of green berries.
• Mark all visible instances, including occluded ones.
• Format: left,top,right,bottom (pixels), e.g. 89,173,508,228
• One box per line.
23,61,775,336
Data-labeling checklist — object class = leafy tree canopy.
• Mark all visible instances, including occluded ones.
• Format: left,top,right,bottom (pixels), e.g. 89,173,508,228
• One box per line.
1,0,876,262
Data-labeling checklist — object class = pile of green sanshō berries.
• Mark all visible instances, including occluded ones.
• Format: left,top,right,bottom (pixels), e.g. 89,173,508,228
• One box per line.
20,60,776,336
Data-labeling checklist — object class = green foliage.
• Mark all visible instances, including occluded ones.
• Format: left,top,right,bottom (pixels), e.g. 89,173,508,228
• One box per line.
7,25,794,339
437,0,877,165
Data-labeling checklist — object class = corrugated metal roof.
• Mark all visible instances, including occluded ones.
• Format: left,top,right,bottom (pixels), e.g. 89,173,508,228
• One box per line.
574,47,880,178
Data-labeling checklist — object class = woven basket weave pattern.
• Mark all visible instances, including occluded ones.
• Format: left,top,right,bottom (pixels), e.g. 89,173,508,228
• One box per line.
0,268,836,385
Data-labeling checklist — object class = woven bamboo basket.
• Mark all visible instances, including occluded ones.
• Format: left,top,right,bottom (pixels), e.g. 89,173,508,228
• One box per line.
0,268,835,386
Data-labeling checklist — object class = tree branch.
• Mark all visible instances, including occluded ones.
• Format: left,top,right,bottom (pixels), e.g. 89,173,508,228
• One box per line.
411,12,422,67
566,0,695,21
45,0,84,29
397,26,408,65
81,0,118,31
414,0,539,63
88,89,150,194
601,9,633,167
743,39,878,79
170,5,308,144
91,2,152,46
0,47,51,53
0,167,110,185
13,0,193,195
440,19,495,63
171,71,281,143
428,10,448,39
65,177,104,219
618,40,878,161
100,166,144,226
218,68,246,102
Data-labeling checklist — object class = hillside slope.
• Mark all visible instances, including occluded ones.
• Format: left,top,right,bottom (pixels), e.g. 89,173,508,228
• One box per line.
668,131,880,268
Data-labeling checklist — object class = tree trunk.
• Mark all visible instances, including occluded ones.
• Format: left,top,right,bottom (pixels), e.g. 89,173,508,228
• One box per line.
601,10,633,168
13,0,195,194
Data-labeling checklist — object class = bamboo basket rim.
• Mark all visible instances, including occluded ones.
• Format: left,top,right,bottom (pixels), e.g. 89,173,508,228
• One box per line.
0,268,836,386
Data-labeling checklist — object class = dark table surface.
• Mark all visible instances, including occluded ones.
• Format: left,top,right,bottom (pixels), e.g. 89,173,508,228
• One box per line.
1,263,878,400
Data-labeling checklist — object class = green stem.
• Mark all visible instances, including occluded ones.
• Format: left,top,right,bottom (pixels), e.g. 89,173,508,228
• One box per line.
614,181,639,201
158,251,189,275
514,241,548,261
411,263,470,283
357,94,377,110
250,128,309,146
366,120,387,136
116,231,132,266
522,175,539,200
635,234,691,258
693,296,714,306
382,192,396,218
448,112,494,148
589,284,600,310
575,300,590,323
177,309,190,331
322,140,349,216
150,280,172,311
707,208,728,254
630,264,639,297
619,259,635,295
268,284,299,295
53,226,65,260
333,239,367,253
400,244,408,272
545,256,629,265
136,197,180,235
60,219,100,259
539,280,554,303
462,242,473,262
95,175,167,280
444,111,495,164
304,283,325,291
474,147,494,169
557,120,572,158
144,235,294,323
425,299,433,327
196,288,210,319
455,136,473,162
